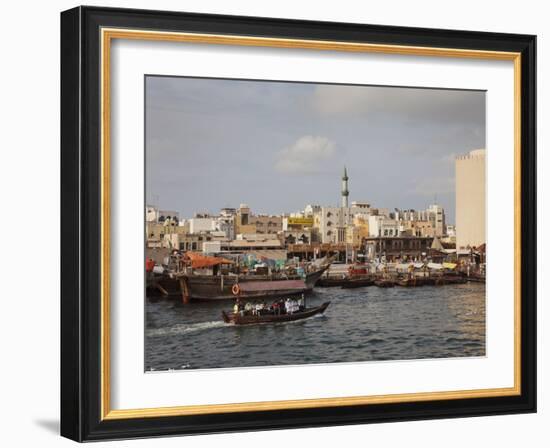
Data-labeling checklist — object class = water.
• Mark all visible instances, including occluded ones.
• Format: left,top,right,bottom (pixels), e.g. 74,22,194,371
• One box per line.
145,282,485,371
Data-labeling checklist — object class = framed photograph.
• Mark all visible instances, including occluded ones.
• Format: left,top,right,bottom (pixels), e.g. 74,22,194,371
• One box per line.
61,6,536,441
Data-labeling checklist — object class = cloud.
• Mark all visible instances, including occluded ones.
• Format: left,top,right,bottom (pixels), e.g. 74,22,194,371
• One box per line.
311,84,485,125
275,136,336,174
411,176,455,197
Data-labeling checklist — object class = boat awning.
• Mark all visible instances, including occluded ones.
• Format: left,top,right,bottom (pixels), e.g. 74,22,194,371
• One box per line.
186,252,234,269
443,262,457,270
395,263,414,271
427,262,444,270
238,279,306,292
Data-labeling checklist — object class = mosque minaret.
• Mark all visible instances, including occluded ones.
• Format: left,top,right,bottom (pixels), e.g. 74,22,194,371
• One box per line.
341,166,349,208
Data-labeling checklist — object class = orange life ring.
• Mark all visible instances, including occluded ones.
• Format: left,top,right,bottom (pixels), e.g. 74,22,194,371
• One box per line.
232,284,241,296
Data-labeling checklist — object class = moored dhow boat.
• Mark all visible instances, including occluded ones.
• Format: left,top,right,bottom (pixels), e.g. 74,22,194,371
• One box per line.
317,276,351,287
318,263,372,287
150,252,334,302
222,301,331,325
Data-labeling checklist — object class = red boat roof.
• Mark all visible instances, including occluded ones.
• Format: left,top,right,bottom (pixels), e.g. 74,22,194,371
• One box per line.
185,252,234,269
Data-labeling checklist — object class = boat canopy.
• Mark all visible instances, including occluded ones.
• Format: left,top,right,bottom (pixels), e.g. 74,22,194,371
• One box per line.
395,263,413,271
427,262,444,270
443,262,457,270
186,252,234,269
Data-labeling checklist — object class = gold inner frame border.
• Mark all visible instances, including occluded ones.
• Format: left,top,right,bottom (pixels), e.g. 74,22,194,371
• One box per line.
100,27,522,421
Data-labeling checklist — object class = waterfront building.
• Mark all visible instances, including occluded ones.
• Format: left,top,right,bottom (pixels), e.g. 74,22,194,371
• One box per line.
392,205,446,237
249,215,283,235
219,207,237,217
145,206,180,224
234,204,282,235
282,215,313,245
426,204,446,237
188,216,216,234
281,229,312,245
207,235,287,261
400,220,435,238
303,204,321,217
176,231,227,252
146,205,158,222
364,236,434,262
315,206,353,243
146,220,189,248
455,149,486,249
350,201,371,212
282,216,314,231
446,224,456,238
368,215,399,237
215,215,235,240
235,204,256,235
345,215,370,246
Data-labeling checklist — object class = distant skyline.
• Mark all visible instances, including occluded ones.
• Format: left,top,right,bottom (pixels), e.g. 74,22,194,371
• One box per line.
145,76,486,224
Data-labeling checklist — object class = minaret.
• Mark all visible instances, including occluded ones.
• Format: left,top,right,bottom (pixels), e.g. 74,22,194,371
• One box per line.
341,166,349,208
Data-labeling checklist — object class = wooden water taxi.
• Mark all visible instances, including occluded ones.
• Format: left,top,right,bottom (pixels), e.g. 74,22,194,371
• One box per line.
222,302,330,325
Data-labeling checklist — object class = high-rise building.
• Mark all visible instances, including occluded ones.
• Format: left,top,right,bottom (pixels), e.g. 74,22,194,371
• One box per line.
455,149,486,250
426,204,446,237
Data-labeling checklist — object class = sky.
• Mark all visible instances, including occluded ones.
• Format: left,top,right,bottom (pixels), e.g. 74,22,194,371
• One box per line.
145,76,486,224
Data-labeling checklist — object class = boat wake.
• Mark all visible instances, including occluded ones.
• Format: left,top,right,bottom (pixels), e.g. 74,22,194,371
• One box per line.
146,320,226,338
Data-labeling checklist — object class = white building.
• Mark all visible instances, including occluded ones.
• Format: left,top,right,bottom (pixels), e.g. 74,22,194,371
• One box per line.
215,215,235,240
426,204,446,237
392,205,447,237
145,206,180,223
315,206,353,243
446,225,456,237
188,217,216,234
303,204,321,217
368,215,400,237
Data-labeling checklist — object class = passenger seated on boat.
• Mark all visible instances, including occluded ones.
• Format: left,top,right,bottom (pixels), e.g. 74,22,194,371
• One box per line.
244,302,253,314
254,303,264,316
285,299,299,314
271,301,279,315
233,302,239,314
274,299,284,314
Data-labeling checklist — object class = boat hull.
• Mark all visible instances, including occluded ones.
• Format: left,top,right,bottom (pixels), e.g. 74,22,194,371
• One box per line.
340,278,374,289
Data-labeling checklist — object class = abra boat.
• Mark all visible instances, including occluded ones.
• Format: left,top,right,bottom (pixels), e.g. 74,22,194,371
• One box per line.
340,277,374,289
222,302,330,325
374,278,396,288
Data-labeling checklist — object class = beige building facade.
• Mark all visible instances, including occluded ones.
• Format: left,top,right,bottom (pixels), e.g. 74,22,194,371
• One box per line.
455,149,486,250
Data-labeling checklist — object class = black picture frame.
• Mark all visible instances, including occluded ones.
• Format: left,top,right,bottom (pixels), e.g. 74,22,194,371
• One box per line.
61,5,536,442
